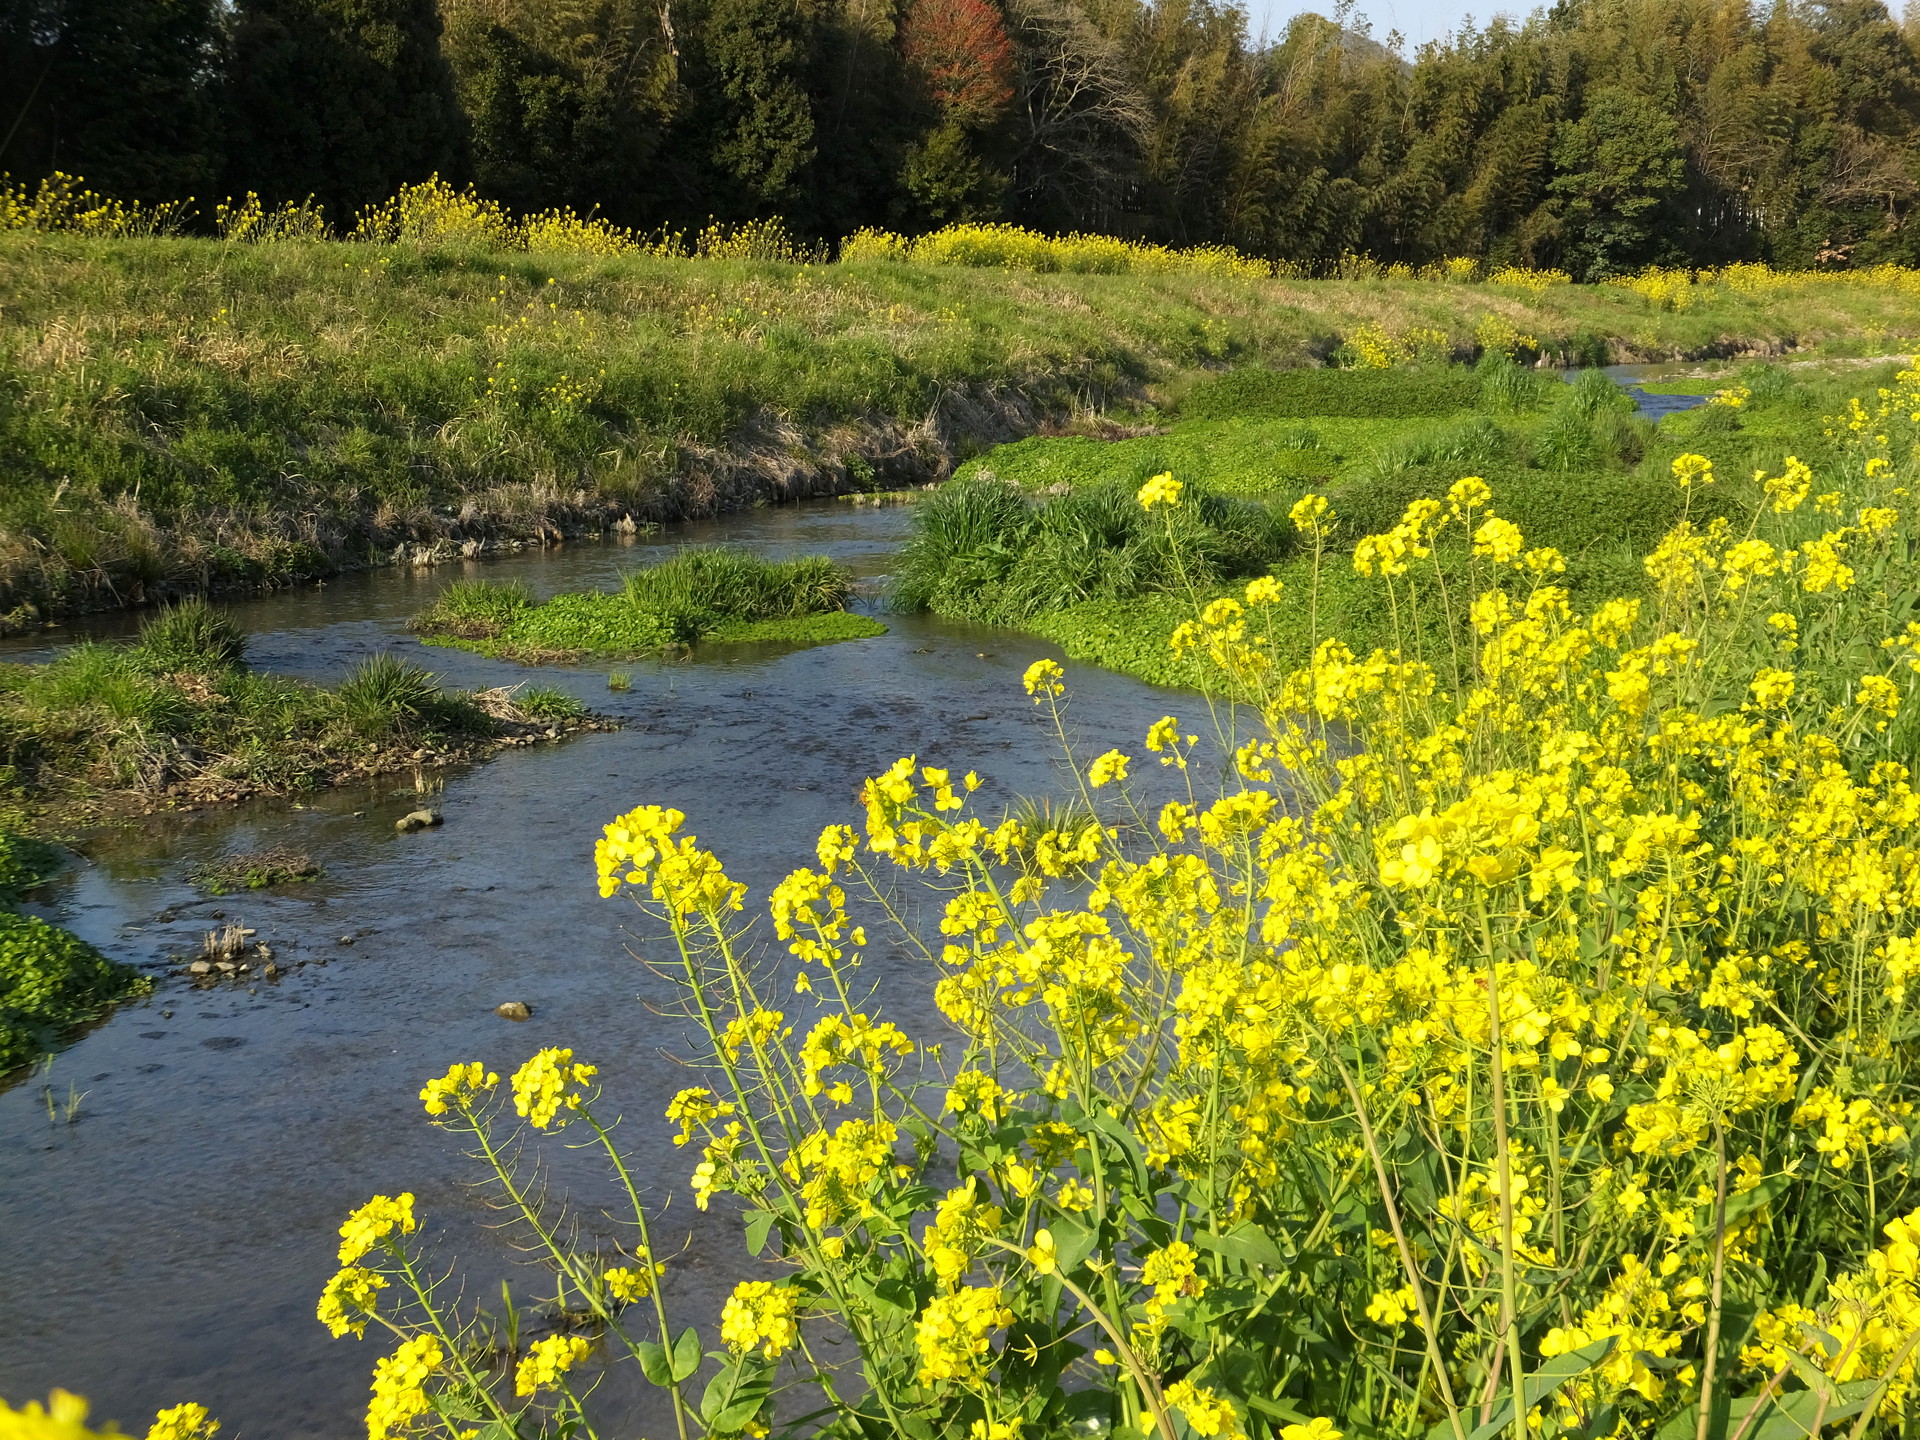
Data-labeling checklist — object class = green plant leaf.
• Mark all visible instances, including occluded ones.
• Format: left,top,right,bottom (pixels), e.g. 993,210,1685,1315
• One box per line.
671,1325,702,1382
1195,1223,1285,1271
1428,1335,1616,1440
744,1208,774,1255
636,1341,672,1388
1736,1379,1881,1440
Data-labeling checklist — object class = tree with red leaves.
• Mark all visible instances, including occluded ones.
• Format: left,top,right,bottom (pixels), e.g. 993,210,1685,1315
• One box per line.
899,0,1015,129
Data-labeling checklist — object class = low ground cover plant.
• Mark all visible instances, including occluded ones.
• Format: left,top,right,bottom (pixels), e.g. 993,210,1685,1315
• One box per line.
411,549,884,662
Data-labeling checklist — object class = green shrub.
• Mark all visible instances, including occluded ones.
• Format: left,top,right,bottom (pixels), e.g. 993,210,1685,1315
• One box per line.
1181,365,1481,420
1357,415,1511,481
1474,350,1548,412
416,549,862,661
336,654,441,737
0,910,147,1072
134,598,246,671
19,644,194,730
621,548,853,622
0,833,59,903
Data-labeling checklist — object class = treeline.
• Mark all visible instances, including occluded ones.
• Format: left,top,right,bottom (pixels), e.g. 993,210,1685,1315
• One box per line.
3,0,1918,276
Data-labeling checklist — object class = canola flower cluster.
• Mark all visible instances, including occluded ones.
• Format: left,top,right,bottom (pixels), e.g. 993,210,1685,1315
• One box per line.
570,363,1920,1440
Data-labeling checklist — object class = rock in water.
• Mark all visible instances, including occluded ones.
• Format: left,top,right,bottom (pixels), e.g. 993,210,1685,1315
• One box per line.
396,808,444,833
495,1001,533,1021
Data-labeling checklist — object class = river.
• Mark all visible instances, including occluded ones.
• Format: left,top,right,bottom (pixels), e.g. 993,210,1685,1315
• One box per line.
0,499,1194,1437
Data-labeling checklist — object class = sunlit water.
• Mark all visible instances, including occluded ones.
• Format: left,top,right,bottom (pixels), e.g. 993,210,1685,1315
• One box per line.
0,500,1200,1436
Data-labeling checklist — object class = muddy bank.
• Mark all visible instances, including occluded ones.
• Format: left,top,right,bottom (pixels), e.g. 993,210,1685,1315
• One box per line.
0,386,1051,636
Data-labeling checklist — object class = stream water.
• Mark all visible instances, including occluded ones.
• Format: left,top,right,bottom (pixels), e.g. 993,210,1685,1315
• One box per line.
0,500,1194,1437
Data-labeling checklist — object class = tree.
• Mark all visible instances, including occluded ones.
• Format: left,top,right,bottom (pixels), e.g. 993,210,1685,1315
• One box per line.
440,0,677,223
1547,82,1686,277
222,0,468,223
0,0,222,200
901,0,1015,125
688,0,824,214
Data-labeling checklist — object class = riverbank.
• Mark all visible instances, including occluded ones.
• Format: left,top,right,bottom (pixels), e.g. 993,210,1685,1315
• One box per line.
0,602,614,834
897,354,1874,688
7,231,1919,629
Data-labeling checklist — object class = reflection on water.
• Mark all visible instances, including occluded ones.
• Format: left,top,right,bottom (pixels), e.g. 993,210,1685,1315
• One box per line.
0,500,1200,1435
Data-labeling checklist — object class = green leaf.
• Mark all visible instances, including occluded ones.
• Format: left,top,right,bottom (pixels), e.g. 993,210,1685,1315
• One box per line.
1722,1173,1792,1227
744,1209,775,1256
1195,1223,1285,1271
1427,1336,1617,1440
1047,1213,1099,1274
671,1325,702,1382
1739,1379,1881,1440
636,1340,672,1388
699,1358,772,1432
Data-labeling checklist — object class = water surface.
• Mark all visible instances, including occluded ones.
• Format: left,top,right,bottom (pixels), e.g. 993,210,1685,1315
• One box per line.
0,500,1193,1435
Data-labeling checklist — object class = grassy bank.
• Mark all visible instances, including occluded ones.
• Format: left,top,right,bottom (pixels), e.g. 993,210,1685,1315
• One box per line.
411,548,885,662
7,231,1920,629
0,600,610,824
902,356,1861,688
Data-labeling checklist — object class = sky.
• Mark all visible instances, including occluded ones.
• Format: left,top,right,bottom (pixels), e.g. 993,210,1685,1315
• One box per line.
1242,0,1529,49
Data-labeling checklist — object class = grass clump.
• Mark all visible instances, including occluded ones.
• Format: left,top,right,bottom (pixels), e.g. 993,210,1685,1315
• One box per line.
415,548,882,661
336,654,445,738
133,598,247,671
893,476,1288,624
0,910,147,1072
0,615,602,816
188,846,321,895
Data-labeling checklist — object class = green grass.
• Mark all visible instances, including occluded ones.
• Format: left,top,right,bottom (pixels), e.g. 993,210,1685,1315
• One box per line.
188,845,322,895
414,547,883,661
0,601,593,815
6,231,1919,625
909,358,1876,688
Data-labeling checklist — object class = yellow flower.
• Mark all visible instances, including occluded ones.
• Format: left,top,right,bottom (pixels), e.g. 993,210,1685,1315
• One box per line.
1022,659,1066,699
419,1061,497,1117
337,1194,417,1266
1027,1229,1058,1275
0,1391,99,1440
915,1285,1012,1383
604,1253,664,1302
511,1048,597,1129
1365,1286,1416,1324
1472,516,1525,563
1281,1421,1343,1440
1748,668,1795,709
1137,471,1183,509
721,1281,800,1358
1671,452,1714,487
1165,1379,1243,1437
1244,575,1284,605
1087,750,1130,787
317,1265,388,1339
144,1407,217,1440
1288,493,1334,534
368,1336,442,1440
1448,475,1493,512
514,1334,590,1397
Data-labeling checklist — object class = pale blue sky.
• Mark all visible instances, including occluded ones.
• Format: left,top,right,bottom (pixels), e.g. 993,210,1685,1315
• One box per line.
1243,0,1530,49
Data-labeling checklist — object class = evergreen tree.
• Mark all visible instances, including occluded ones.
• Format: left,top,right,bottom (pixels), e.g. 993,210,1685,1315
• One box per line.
0,0,222,200
439,0,677,224
222,0,468,224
